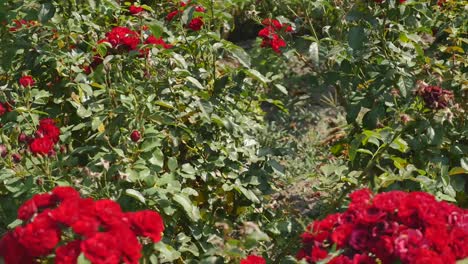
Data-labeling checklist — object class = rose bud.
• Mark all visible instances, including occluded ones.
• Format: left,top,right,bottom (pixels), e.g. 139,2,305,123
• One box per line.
130,130,141,142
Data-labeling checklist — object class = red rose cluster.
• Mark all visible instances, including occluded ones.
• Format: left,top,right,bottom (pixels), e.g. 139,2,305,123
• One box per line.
9,19,37,32
258,18,293,54
297,189,468,264
166,1,206,31
0,186,165,264
98,26,172,52
415,82,454,109
29,118,61,156
240,255,266,264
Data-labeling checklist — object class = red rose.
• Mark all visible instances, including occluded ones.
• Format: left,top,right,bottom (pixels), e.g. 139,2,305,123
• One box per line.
195,6,206,12
105,27,140,50
166,10,179,21
71,215,101,237
55,240,82,264
81,232,121,264
19,75,35,87
12,153,22,163
408,248,444,264
348,228,371,251
187,17,203,31
240,255,266,264
112,226,142,264
37,118,61,143
0,232,33,264
51,186,81,201
311,246,328,262
17,193,56,221
127,210,165,242
145,35,173,49
129,5,144,15
29,137,55,155
393,229,426,261
130,130,141,142
260,34,286,54
14,211,61,257
328,255,352,264
0,103,6,116
348,188,372,209
93,199,124,227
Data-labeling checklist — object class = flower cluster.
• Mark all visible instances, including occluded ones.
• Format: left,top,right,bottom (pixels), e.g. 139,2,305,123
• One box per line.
415,82,454,109
0,186,165,264
29,118,61,156
258,18,292,54
297,189,468,264
166,1,206,31
240,255,266,264
9,19,37,32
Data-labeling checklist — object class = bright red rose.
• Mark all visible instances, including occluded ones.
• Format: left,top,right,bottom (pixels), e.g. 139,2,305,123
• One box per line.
19,75,35,87
105,26,140,50
93,199,124,227
129,5,144,15
71,215,101,237
0,103,6,116
17,193,56,221
127,210,165,242
408,248,444,264
81,232,121,264
29,137,55,155
260,34,286,54
55,240,81,264
37,118,60,143
311,246,328,262
348,188,372,209
240,255,266,264
187,17,203,31
112,226,142,264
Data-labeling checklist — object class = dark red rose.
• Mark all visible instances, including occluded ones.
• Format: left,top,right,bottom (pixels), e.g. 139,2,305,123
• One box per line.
129,5,144,15
349,228,371,251
240,255,266,264
19,75,35,87
36,118,60,143
311,246,328,262
29,137,55,155
331,223,354,248
187,17,203,31
130,130,141,142
81,232,121,264
55,240,82,264
0,232,33,264
145,35,173,49
126,210,165,242
12,153,22,163
351,253,376,264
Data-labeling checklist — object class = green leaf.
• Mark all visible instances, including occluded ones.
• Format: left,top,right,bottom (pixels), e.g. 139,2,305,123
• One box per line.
149,21,164,38
186,77,204,89
461,157,468,171
38,3,55,23
245,69,270,84
181,6,195,25
222,40,251,68
149,149,164,167
77,253,91,264
167,157,178,172
173,194,201,220
154,242,182,262
125,189,146,204
274,84,288,95
348,26,366,50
